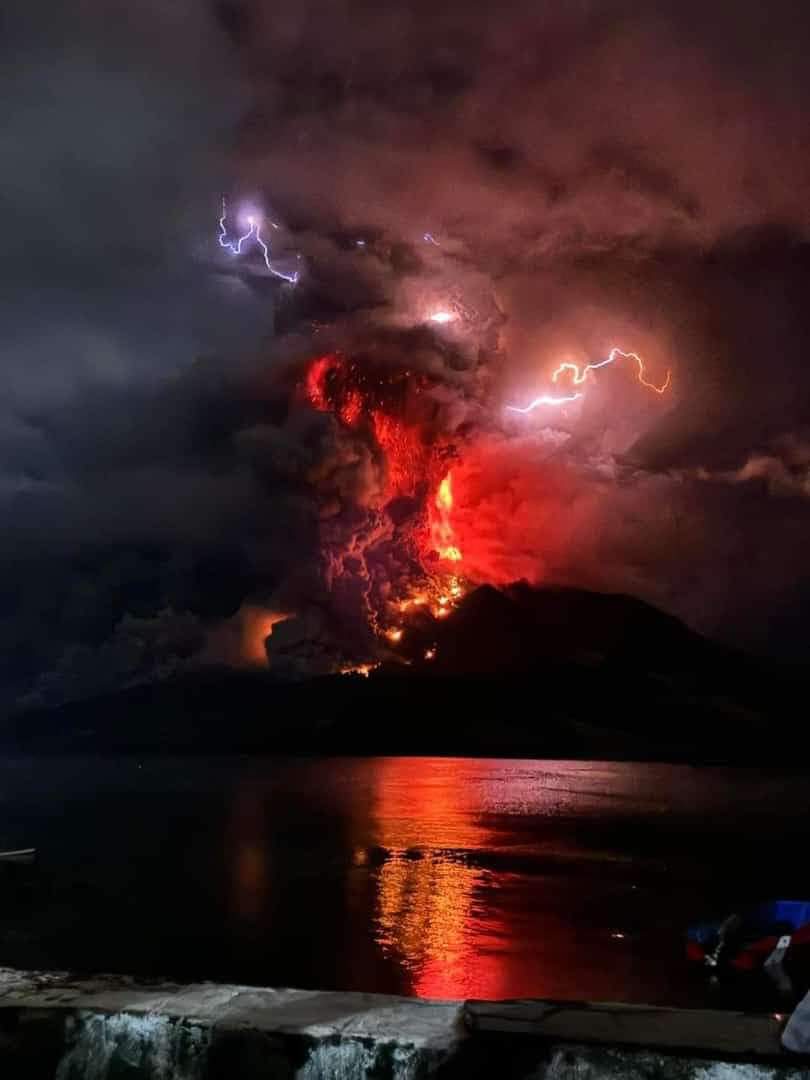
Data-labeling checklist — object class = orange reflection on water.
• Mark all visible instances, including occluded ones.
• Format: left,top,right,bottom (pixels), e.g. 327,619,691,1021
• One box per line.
228,786,269,922
368,757,509,999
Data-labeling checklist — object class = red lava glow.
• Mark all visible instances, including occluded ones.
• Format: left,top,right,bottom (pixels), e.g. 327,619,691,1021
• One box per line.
399,594,427,612
430,471,463,562
370,409,426,499
435,438,597,587
302,353,560,642
300,350,605,634
303,353,432,501
339,662,378,677
340,389,363,427
305,353,340,412
301,348,670,642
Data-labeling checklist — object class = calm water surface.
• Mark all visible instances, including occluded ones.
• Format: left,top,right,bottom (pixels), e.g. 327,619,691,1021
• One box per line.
2,756,809,1006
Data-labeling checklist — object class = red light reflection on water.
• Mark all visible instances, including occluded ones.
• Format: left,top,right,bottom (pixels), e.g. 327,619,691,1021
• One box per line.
368,757,511,999
219,757,746,1003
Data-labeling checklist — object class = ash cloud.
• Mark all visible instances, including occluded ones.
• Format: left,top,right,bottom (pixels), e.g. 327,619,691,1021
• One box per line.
5,0,810,707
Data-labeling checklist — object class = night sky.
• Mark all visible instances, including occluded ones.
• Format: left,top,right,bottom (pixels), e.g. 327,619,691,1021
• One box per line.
3,0,810,709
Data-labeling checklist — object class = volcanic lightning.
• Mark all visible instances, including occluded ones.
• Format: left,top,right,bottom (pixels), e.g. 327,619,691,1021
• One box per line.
506,392,583,414
507,346,671,414
217,197,299,284
552,347,671,394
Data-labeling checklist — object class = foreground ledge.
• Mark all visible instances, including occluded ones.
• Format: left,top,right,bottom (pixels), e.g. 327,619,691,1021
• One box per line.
0,968,807,1079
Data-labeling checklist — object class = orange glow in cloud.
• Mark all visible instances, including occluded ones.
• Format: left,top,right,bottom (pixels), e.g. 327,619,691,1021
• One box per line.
431,438,599,588
204,604,291,668
242,607,291,666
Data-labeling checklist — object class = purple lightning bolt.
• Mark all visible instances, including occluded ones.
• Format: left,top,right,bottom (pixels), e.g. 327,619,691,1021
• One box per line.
217,197,299,284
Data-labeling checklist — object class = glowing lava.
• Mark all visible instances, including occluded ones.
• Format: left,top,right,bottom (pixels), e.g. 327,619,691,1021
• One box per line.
339,662,378,678
303,353,431,499
431,471,463,562
292,331,678,680
301,353,468,655
305,353,339,411
340,390,363,428
370,410,425,499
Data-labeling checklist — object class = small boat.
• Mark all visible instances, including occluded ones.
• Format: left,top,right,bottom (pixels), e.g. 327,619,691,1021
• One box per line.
687,901,810,991
0,849,36,864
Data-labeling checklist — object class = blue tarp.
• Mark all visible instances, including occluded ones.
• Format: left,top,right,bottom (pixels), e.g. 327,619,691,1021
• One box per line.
688,900,810,946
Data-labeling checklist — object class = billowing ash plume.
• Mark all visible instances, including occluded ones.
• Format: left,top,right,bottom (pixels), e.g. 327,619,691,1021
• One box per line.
5,0,810,708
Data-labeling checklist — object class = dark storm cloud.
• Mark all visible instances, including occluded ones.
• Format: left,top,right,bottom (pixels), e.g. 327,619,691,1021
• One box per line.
229,0,810,467
0,0,284,706
5,0,810,707
218,0,810,659
0,0,282,445
231,0,810,253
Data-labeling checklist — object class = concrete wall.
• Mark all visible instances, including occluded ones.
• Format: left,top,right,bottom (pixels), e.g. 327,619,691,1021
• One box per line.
1,969,807,1080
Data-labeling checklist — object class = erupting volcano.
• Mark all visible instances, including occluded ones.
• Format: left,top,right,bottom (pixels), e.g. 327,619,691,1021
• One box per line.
5,0,810,764
287,332,674,675
301,350,468,654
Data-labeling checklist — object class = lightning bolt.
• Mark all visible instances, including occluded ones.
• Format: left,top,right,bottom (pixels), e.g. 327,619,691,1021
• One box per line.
506,392,583,414
552,348,671,394
507,347,671,414
423,233,441,246
217,197,299,284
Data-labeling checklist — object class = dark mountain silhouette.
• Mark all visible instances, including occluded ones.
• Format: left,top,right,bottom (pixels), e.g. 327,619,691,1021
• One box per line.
1,586,799,763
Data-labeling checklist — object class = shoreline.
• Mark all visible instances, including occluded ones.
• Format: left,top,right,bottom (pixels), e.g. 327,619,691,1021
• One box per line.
0,666,791,767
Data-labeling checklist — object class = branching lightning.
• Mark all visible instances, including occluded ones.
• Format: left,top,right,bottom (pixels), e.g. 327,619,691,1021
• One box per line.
217,197,299,284
552,347,671,394
507,347,671,414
